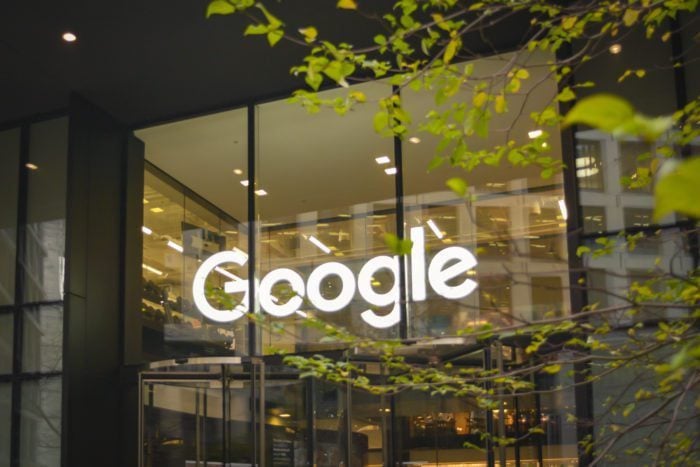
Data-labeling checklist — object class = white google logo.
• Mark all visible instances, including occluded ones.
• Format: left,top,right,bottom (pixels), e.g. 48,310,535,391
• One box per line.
192,227,478,329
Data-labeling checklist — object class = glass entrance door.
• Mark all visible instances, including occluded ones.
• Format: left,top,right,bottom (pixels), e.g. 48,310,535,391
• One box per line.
140,357,262,467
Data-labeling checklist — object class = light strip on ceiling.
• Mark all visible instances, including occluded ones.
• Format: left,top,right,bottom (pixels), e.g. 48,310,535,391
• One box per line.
167,240,184,253
426,219,444,239
142,263,163,275
142,226,153,235
558,199,568,221
308,235,331,254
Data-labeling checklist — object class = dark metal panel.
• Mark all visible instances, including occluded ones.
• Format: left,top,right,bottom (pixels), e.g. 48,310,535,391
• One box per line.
64,94,129,467
122,135,145,365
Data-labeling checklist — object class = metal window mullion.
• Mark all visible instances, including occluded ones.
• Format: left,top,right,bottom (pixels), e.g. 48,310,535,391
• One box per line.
10,123,30,467
247,104,257,357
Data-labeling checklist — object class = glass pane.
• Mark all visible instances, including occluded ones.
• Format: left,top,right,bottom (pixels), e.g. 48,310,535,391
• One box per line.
0,383,10,467
20,377,62,466
0,129,20,306
403,51,569,336
22,304,63,373
582,206,606,234
264,372,308,466
314,381,347,466
256,82,397,354
136,108,249,360
0,313,12,374
23,117,68,303
576,138,605,191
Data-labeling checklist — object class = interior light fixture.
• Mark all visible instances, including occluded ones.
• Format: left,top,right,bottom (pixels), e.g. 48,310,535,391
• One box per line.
240,180,249,187
558,199,568,221
141,226,153,235
150,207,164,213
609,43,622,54
426,219,444,239
254,189,268,196
214,266,243,282
308,235,331,254
408,136,421,144
62,32,77,43
384,167,397,175
167,240,184,253
143,198,149,204
375,155,391,165
528,129,543,139
279,413,291,418
25,163,39,170
233,169,243,175
142,264,163,276
296,310,308,318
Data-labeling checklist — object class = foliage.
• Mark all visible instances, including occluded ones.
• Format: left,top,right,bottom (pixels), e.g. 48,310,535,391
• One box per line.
205,0,699,464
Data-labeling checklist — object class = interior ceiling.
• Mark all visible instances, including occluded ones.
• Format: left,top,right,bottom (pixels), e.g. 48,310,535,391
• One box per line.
0,0,531,127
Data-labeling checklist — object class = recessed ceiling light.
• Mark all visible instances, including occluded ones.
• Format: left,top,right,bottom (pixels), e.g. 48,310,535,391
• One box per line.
62,32,77,43
141,226,153,235
308,235,331,254
142,264,163,276
408,137,421,144
375,155,391,165
528,129,543,139
240,180,249,187
609,43,622,54
255,189,268,196
25,163,39,170
384,167,397,175
233,169,243,175
426,219,444,239
143,198,149,204
150,207,164,213
279,413,291,418
167,240,184,253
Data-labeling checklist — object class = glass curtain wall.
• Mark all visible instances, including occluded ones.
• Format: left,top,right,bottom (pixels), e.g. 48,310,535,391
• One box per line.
0,117,67,467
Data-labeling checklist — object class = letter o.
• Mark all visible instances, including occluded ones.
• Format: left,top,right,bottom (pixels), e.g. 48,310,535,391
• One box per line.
259,268,305,317
307,262,356,312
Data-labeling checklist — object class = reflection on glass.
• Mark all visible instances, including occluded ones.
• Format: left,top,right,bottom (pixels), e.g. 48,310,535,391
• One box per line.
20,377,62,466
403,51,569,336
576,139,604,191
137,109,249,360
0,129,20,306
22,304,63,373
264,374,308,466
538,362,578,465
23,118,68,303
256,82,397,353
619,141,654,194
623,207,653,228
0,313,12,375
314,381,348,466
0,383,9,467
582,206,606,234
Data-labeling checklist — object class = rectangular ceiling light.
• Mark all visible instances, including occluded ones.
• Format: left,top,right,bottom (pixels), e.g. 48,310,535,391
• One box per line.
308,235,331,254
167,240,184,253
375,155,391,164
255,189,268,196
384,167,397,175
142,226,153,235
240,180,250,187
558,199,568,221
528,129,543,139
142,263,163,275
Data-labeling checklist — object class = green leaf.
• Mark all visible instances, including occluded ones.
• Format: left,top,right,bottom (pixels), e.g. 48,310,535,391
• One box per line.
654,156,700,220
428,155,444,171
563,94,634,132
542,364,561,374
446,177,468,197
515,69,530,80
561,16,577,30
623,8,640,27
384,233,413,255
267,29,284,46
444,38,459,63
494,94,506,113
576,246,591,257
206,0,235,17
337,0,357,9
299,26,318,43
244,23,268,36
557,87,576,102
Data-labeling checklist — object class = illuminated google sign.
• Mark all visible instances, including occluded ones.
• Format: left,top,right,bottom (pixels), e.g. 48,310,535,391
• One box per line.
192,227,478,329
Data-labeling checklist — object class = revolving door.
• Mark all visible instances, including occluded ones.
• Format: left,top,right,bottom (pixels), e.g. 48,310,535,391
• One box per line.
140,357,312,467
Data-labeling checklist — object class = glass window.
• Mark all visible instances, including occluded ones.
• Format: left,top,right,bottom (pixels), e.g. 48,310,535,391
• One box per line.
623,207,654,228
264,373,308,466
23,117,69,303
576,139,605,191
0,313,12,375
136,108,249,360
22,304,63,373
0,383,10,467
0,129,20,306
582,206,606,234
531,276,565,320
256,82,397,353
20,377,62,467
403,51,569,336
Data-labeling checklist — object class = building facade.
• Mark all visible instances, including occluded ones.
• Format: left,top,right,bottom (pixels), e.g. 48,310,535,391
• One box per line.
0,5,698,467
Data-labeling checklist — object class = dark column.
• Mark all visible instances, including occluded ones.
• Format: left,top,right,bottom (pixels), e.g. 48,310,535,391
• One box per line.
63,95,141,467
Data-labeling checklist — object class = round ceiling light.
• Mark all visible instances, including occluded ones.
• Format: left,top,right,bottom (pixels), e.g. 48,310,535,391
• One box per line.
62,32,77,43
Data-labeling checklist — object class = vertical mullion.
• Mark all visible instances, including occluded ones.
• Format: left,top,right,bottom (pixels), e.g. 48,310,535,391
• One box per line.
247,104,257,356
10,123,30,467
392,86,408,341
